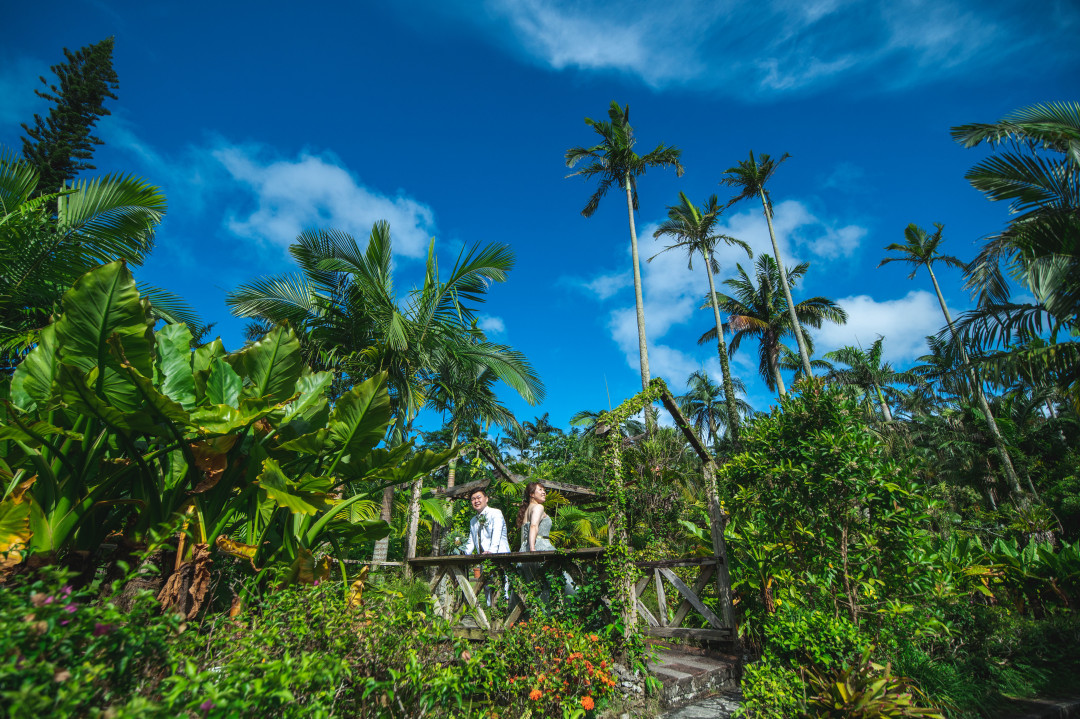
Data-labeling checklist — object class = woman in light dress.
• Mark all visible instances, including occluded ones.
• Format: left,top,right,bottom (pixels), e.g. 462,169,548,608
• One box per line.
515,482,574,595
516,482,556,553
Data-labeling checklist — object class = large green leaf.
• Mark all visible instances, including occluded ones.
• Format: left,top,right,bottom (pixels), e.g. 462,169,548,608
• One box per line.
155,322,196,409
206,357,242,407
226,325,303,404
254,458,321,515
54,364,165,436
53,261,154,413
327,373,391,457
10,325,59,412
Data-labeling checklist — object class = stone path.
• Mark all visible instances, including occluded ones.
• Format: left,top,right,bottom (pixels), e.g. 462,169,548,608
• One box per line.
659,692,742,718
647,648,740,713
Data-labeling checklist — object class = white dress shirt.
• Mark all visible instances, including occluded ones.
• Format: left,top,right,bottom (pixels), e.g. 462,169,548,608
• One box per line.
464,506,510,554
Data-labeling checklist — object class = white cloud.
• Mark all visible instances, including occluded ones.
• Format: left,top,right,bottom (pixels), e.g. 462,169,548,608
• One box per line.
214,146,437,257
582,271,632,300
715,199,867,265
466,0,1074,95
478,315,506,335
812,290,944,364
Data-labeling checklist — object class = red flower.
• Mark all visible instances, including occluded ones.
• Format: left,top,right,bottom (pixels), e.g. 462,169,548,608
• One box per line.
529,689,542,701
581,696,595,711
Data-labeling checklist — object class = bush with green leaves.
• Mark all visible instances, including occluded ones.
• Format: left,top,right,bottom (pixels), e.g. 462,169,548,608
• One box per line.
801,646,945,718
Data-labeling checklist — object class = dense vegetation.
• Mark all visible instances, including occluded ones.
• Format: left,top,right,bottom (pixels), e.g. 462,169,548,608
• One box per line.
2,41,1078,718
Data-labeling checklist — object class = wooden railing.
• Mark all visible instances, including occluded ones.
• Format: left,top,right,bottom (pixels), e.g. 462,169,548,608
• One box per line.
406,549,733,644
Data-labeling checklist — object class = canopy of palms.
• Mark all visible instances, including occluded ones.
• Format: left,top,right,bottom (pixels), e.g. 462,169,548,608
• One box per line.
0,148,195,369
676,370,752,447
824,336,917,422
653,192,751,442
566,101,684,393
720,150,814,378
704,255,847,396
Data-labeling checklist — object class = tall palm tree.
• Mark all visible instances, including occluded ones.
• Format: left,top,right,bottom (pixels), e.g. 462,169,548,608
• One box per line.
0,149,195,369
720,151,814,379
676,370,752,447
565,101,684,393
824,337,916,422
228,222,544,561
653,192,751,442
880,222,1023,495
704,255,847,397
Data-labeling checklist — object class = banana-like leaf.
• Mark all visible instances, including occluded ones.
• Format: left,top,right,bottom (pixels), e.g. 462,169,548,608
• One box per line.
226,324,303,404
327,373,391,458
0,476,35,574
381,446,459,486
53,261,155,413
9,325,58,412
193,338,227,375
254,458,323,515
0,420,82,447
120,361,192,430
276,429,331,455
55,364,167,436
206,357,241,407
155,322,196,409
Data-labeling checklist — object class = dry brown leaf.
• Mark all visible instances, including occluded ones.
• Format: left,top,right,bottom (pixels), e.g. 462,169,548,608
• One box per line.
157,543,213,619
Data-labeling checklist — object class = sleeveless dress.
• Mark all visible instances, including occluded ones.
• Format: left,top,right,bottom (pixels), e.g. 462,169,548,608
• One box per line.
519,513,555,552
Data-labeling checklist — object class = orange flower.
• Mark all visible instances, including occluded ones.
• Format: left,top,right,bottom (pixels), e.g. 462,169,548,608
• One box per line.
581,696,595,711
585,661,593,672
589,634,599,641
529,689,542,701
600,661,607,669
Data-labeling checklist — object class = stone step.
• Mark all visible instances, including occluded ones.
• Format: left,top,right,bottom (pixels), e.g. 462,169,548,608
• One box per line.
647,648,741,710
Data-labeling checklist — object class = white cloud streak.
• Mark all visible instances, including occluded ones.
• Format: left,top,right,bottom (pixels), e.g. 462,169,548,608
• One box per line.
472,0,1075,95
812,290,944,364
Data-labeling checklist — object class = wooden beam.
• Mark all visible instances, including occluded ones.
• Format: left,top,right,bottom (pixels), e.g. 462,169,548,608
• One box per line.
634,557,719,569
644,627,733,641
670,565,714,628
654,569,667,627
636,598,660,627
450,566,490,630
658,389,711,463
659,567,724,629
407,547,604,567
501,602,524,630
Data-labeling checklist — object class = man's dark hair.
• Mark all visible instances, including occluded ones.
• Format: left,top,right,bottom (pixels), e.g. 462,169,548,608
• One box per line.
466,487,488,500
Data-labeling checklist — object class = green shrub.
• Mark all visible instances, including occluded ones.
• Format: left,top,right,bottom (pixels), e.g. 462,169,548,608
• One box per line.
736,656,803,719
801,646,945,718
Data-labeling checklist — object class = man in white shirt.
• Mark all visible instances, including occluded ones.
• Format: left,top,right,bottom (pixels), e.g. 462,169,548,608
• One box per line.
463,486,510,555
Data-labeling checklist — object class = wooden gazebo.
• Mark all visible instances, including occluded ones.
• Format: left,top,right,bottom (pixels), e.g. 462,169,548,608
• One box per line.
405,378,735,646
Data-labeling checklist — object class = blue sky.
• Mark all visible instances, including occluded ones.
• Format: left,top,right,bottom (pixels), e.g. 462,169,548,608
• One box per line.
3,0,1079,436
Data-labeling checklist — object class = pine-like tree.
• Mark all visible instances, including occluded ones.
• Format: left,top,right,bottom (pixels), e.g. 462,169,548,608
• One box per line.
21,37,119,193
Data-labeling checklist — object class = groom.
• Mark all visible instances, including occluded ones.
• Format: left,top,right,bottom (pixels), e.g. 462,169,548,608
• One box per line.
463,486,510,555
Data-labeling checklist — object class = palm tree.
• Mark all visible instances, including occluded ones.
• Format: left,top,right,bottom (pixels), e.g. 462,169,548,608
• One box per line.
824,337,916,422
228,222,544,561
704,255,847,396
653,192,751,442
720,151,814,379
565,101,684,394
880,222,1023,494
676,370,752,447
0,149,195,369
950,102,1080,410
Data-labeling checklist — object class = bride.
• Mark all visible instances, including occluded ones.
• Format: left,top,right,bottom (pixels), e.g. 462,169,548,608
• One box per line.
517,482,555,553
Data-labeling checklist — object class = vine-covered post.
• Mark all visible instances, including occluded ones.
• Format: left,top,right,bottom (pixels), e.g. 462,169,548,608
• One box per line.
600,412,635,644
702,460,735,628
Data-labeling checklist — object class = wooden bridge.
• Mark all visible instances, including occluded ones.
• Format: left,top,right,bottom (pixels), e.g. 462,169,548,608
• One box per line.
405,378,737,648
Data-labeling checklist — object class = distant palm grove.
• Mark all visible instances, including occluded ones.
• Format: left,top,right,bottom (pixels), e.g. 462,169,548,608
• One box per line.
1,40,1078,719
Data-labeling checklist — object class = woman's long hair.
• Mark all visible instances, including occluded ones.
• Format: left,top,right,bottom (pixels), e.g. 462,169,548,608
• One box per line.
516,481,543,528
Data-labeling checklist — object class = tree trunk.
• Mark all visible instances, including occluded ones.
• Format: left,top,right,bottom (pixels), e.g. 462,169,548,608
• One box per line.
927,266,1025,502
403,476,423,577
873,383,893,422
760,189,813,380
769,341,787,397
704,252,740,445
624,173,651,393
371,485,394,563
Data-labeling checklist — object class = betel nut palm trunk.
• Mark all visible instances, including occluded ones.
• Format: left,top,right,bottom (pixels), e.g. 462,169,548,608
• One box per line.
703,250,741,443
759,188,814,381
624,172,651,392
926,265,1025,500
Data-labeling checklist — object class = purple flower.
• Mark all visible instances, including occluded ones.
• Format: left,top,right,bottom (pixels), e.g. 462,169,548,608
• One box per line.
60,620,70,626
43,595,55,605
60,585,73,598
200,700,216,712
93,623,114,636
64,604,78,614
